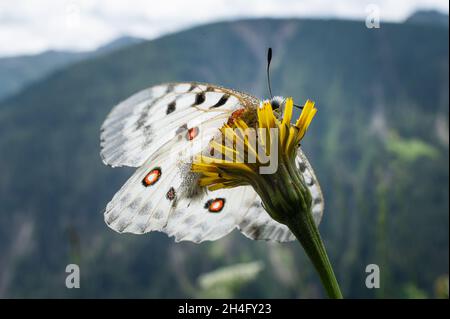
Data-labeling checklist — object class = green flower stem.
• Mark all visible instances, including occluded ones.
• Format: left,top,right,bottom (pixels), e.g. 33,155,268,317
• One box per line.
287,211,343,299
250,154,343,299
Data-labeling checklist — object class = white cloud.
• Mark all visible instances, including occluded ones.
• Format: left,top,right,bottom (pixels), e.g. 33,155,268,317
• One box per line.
0,0,448,57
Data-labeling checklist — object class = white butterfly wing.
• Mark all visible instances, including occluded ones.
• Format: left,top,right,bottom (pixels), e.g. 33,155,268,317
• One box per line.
238,197,296,242
163,186,256,243
295,148,324,225
101,82,255,168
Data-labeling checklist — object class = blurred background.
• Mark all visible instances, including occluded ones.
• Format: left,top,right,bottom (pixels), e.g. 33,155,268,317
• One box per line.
0,0,448,298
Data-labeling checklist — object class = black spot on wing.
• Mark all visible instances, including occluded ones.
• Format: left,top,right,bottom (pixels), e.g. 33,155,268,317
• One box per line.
116,220,128,233
129,197,142,210
298,161,307,173
248,224,262,239
120,193,131,206
105,213,119,225
138,202,152,216
135,92,163,131
166,187,176,201
165,83,175,93
135,112,147,130
211,94,230,108
153,210,164,219
193,92,206,106
167,101,176,114
142,124,153,148
176,124,188,135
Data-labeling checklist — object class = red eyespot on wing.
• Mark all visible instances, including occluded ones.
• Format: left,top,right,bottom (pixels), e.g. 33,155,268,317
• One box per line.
186,127,199,141
205,198,225,213
142,167,161,186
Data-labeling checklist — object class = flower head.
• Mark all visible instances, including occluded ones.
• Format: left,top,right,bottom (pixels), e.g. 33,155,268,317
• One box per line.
191,97,317,194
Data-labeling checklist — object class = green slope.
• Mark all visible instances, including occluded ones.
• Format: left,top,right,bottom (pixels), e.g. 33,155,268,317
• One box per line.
0,18,448,298
0,36,143,101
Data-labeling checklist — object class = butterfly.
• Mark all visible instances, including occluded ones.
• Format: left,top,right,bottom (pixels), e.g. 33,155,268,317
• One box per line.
100,82,324,243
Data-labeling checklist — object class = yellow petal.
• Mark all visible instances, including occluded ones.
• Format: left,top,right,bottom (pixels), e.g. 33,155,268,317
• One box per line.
295,99,315,129
282,97,294,126
297,107,317,141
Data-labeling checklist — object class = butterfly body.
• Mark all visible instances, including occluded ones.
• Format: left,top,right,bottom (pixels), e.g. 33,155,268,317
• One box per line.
100,82,323,243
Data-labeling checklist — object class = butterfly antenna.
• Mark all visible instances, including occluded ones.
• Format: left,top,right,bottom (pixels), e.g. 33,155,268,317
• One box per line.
267,48,273,99
267,47,303,109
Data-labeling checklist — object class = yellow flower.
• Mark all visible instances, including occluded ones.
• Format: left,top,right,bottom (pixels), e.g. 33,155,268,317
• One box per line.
191,98,317,193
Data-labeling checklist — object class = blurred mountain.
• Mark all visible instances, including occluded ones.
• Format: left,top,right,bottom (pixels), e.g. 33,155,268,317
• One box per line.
405,10,449,28
0,36,143,100
95,36,144,53
0,18,448,298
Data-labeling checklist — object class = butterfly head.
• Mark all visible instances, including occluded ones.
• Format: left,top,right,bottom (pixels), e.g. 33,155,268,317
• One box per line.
269,96,284,111
261,96,285,120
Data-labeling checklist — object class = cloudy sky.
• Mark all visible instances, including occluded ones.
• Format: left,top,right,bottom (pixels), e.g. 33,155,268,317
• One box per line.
0,0,448,57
